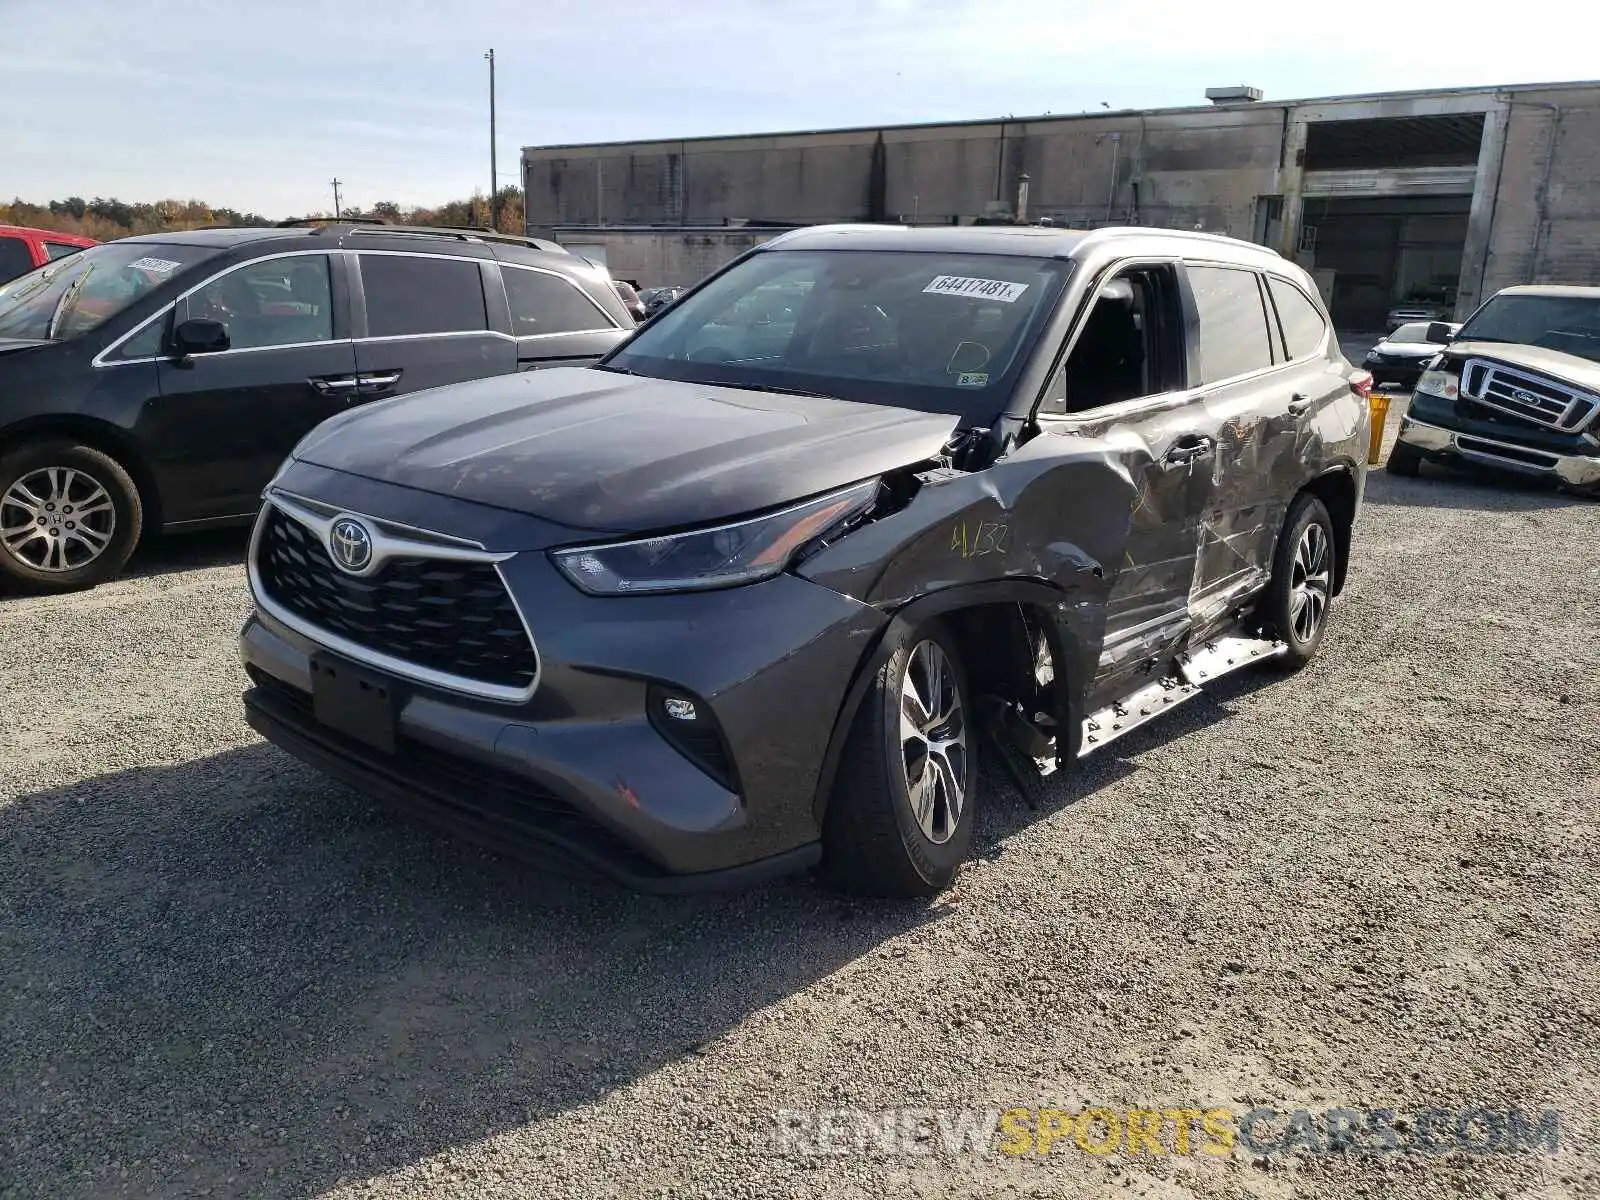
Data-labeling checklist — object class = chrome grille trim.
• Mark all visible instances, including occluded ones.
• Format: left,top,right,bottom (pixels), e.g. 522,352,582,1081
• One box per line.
1460,357,1600,432
247,493,540,704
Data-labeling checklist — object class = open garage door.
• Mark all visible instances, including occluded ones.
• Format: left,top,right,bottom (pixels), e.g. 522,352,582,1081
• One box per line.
1297,111,1484,329
1299,194,1471,329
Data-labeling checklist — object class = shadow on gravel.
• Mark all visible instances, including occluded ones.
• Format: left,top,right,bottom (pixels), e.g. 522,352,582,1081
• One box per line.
0,746,944,1199
1362,463,1596,513
0,528,250,602
1,660,1287,1198
125,526,252,579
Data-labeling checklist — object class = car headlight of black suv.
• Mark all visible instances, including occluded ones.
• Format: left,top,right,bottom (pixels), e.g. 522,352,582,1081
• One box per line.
550,479,880,595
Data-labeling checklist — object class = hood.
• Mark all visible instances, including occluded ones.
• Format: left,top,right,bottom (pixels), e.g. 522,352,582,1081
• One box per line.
1446,340,1600,395
295,367,961,533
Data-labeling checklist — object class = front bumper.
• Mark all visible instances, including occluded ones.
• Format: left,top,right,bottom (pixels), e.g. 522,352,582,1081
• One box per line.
1364,355,1429,386
1395,412,1600,490
240,469,887,891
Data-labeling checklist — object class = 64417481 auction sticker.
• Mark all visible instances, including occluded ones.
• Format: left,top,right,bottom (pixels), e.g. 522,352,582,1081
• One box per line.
923,275,1030,303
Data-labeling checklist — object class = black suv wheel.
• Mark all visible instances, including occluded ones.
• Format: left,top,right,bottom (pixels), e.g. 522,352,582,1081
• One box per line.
0,441,143,592
821,621,977,897
1260,493,1336,671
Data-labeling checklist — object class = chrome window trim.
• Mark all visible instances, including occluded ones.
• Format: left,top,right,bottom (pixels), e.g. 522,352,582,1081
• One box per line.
500,260,622,333
93,248,343,369
248,491,540,704
355,329,514,345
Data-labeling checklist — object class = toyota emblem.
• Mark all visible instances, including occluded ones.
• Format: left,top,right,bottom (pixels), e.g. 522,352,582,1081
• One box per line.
329,517,374,574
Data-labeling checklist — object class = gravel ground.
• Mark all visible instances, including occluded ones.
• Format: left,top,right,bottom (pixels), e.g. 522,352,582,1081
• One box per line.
3,403,1599,1200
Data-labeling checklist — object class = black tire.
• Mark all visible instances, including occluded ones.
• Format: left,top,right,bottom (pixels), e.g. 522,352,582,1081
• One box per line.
1387,439,1422,477
0,440,143,592
1259,493,1336,672
821,621,977,898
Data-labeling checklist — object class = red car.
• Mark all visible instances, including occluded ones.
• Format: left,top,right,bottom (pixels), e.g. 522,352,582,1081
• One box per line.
0,225,97,283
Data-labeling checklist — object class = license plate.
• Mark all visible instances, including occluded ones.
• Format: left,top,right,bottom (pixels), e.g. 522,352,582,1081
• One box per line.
309,652,400,754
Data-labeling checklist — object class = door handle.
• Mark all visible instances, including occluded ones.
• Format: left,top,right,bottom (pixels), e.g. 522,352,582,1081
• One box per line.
1161,436,1215,469
1287,393,1312,416
310,376,360,395
357,371,402,393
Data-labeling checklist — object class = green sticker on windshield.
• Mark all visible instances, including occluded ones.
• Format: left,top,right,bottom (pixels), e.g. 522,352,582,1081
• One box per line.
957,372,989,387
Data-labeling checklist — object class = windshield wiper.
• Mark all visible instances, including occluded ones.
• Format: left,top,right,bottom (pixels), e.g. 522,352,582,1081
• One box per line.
700,380,842,400
45,267,92,340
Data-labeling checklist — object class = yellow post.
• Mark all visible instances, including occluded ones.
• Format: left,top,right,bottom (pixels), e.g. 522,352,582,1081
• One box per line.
1368,393,1393,466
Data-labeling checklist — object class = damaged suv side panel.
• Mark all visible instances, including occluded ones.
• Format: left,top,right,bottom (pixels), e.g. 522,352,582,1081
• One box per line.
798,235,1367,819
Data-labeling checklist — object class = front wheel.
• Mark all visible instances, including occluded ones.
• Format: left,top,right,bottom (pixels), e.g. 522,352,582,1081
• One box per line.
1387,439,1422,477
0,441,143,592
821,622,977,898
1259,493,1336,672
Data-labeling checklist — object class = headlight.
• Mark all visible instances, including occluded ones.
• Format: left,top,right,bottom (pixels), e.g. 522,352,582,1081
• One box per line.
550,480,880,595
1416,368,1460,400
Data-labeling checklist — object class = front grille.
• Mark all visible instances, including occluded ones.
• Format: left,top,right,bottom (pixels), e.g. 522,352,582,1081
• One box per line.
1461,358,1600,432
255,507,537,693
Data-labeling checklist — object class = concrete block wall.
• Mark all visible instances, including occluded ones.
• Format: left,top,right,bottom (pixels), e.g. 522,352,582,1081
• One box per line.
527,107,1289,236
551,229,780,288
1479,89,1600,297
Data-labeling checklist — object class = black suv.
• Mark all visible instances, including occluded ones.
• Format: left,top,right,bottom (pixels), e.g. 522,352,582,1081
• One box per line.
241,224,1370,898
0,222,634,591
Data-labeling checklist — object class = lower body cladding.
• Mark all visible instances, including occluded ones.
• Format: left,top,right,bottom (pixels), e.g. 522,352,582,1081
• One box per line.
241,491,885,894
1394,392,1600,492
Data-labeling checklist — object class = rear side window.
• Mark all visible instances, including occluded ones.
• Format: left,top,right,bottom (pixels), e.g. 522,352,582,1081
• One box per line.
0,236,34,281
1188,265,1275,384
45,242,84,262
1267,276,1328,360
360,254,487,337
503,266,614,336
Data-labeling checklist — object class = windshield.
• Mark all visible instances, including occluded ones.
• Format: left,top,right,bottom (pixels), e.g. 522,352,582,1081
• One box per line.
0,242,214,342
1456,293,1600,363
604,249,1073,417
1388,323,1434,344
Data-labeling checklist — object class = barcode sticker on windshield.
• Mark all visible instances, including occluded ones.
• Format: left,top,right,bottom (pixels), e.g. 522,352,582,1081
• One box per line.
924,275,1029,303
127,257,183,275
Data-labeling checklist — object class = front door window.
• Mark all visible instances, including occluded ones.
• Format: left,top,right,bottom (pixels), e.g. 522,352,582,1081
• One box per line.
190,256,334,350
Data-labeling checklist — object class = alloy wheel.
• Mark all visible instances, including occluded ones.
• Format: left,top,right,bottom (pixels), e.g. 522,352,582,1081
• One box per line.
899,640,968,845
1289,522,1331,643
0,467,118,573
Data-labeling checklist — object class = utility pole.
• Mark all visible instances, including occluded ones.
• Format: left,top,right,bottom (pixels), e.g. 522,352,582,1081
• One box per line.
485,49,498,231
331,178,343,220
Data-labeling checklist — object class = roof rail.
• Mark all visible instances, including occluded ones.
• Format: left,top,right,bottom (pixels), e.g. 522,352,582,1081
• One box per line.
1078,225,1283,256
345,223,571,254
275,216,395,229
268,219,569,254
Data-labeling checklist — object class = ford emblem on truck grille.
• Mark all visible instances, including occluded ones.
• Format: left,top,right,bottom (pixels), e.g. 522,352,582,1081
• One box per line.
329,517,374,574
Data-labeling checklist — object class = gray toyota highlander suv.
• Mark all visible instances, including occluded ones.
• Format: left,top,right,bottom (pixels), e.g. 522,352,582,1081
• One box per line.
240,224,1370,898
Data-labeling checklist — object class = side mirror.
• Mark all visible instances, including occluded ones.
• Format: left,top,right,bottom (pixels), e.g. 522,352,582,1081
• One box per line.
1424,321,1455,346
173,318,230,357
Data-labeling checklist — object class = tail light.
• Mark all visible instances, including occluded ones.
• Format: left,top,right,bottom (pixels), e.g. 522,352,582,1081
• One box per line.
1349,370,1374,400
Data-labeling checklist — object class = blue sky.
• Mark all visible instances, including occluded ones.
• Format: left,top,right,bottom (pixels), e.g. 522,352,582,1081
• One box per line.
6,0,1589,218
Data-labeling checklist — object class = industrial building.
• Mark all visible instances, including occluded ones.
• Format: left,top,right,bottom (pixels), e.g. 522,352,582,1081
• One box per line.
522,80,1600,328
